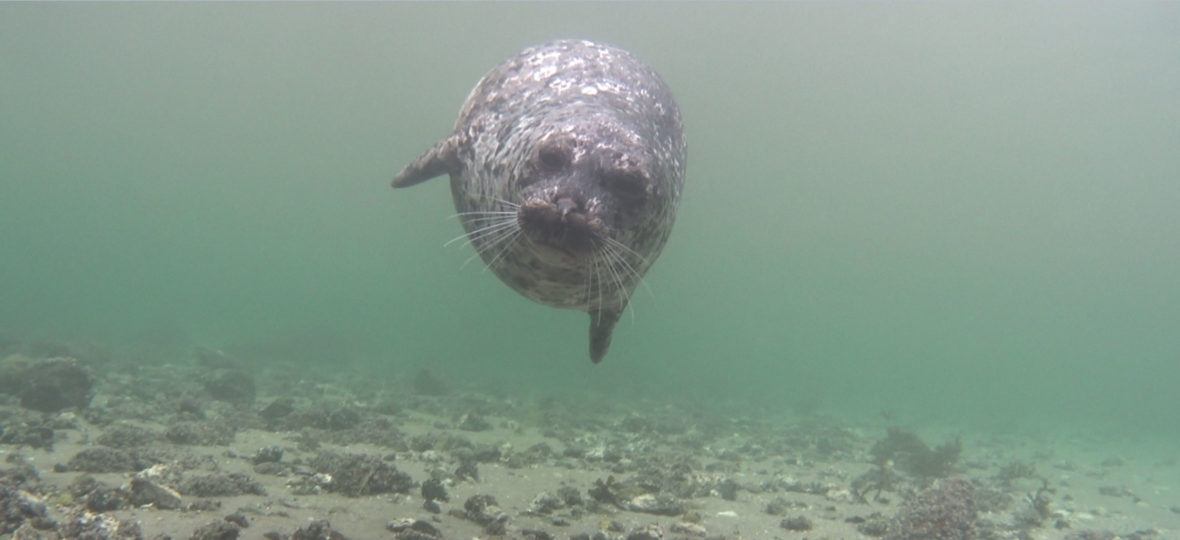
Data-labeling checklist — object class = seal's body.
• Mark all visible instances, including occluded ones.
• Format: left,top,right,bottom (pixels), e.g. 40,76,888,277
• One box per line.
393,39,685,363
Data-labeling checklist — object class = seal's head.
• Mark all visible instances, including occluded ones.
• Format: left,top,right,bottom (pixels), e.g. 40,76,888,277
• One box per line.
514,124,664,261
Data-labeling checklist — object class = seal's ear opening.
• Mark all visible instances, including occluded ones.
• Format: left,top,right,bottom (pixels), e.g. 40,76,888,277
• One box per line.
392,134,463,188
589,308,622,363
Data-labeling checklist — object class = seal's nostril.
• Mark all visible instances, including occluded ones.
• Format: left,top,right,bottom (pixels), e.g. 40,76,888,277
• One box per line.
555,196,578,219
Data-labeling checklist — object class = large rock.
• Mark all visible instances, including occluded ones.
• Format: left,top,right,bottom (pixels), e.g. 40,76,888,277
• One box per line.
15,357,95,412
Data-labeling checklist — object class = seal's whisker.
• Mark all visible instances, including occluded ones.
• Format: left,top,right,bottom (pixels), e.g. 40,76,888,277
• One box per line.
600,244,637,325
462,216,518,232
452,224,515,257
483,229,520,272
599,244,630,308
469,222,520,255
446,218,517,247
471,226,519,270
604,236,651,268
449,210,517,220
598,241,632,286
462,224,519,269
585,240,596,307
460,215,520,225
601,236,654,299
600,241,637,283
590,241,612,309
488,197,521,209
593,251,605,324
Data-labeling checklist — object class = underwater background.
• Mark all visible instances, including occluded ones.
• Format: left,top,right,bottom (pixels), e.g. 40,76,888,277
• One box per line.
2,1,1178,451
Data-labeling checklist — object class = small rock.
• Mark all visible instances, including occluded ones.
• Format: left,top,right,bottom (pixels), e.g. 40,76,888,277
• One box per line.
463,494,505,525
68,446,137,473
291,519,348,540
670,521,708,537
627,523,664,540
781,515,813,531
180,473,266,497
252,445,284,465
82,483,127,512
625,493,684,516
557,485,584,507
0,421,55,450
528,491,563,514
0,485,50,534
224,512,249,528
58,508,141,538
456,412,491,432
855,512,890,537
386,518,443,539
716,478,739,501
203,368,255,404
96,423,158,448
420,477,449,502
521,529,555,540
310,451,413,496
190,520,240,540
454,459,479,482
259,397,295,419
129,475,183,510
165,421,236,446
17,357,95,412
1100,457,1124,467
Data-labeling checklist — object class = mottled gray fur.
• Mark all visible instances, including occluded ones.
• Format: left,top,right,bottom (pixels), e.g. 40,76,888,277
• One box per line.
392,39,685,363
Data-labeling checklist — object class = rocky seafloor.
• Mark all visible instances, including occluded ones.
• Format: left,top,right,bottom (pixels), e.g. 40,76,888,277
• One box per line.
0,339,1177,539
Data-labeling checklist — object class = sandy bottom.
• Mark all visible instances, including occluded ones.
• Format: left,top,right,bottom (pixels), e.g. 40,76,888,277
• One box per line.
1,351,1177,539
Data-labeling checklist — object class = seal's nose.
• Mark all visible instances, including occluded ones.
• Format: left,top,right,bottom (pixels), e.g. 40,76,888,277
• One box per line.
556,196,578,220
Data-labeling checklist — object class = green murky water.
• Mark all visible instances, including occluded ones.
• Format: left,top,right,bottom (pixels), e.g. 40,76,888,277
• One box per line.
2,4,1178,445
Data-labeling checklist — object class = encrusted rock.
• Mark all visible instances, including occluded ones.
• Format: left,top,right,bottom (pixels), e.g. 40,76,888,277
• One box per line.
68,446,138,473
781,515,813,531
463,493,509,533
625,493,684,516
17,357,95,412
310,451,413,496
202,368,256,405
180,473,266,497
128,476,183,510
291,519,348,540
96,423,158,448
420,477,449,502
251,445,284,465
528,491,563,514
887,477,976,540
0,485,51,534
626,523,664,540
190,519,240,540
670,521,707,537
386,518,442,539
58,507,141,539
165,421,237,446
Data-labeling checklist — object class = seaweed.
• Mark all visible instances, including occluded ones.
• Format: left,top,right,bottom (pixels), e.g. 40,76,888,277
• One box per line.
870,427,961,481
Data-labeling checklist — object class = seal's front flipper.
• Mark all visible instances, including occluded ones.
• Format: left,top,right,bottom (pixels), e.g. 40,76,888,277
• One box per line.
392,134,463,188
589,308,623,363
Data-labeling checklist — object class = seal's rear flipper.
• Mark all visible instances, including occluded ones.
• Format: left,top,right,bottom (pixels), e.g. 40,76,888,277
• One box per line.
589,308,623,363
392,134,463,188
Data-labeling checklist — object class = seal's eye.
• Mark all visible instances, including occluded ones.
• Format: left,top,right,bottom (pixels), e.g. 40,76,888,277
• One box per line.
536,143,572,173
603,170,650,201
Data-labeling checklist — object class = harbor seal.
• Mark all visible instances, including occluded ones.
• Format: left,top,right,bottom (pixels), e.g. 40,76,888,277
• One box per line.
392,39,685,363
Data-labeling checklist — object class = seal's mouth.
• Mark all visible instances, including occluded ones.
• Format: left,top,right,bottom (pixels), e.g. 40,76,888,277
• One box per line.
518,194,604,257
